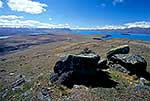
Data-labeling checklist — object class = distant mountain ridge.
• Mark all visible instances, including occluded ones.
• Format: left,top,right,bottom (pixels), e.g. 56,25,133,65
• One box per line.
95,27,150,34
0,27,150,37
0,28,72,36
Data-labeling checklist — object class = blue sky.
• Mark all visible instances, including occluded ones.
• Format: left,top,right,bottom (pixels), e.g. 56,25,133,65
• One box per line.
0,0,150,29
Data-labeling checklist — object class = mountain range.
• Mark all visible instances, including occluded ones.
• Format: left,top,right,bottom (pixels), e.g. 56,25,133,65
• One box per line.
0,28,72,36
0,27,150,37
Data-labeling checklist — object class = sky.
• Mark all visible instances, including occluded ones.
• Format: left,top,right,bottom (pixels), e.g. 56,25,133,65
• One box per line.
0,0,150,29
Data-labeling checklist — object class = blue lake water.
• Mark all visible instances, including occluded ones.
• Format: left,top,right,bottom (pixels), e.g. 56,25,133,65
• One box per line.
0,31,150,41
74,30,150,41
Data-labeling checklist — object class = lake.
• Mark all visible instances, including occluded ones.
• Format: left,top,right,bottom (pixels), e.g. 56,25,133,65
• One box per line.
74,30,150,41
0,30,150,41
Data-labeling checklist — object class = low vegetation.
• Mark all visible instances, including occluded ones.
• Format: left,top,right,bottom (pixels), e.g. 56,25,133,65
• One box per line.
0,34,150,100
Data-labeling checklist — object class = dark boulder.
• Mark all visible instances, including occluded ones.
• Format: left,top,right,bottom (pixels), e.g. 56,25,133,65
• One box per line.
109,54,147,75
54,53,100,76
50,51,115,88
106,45,130,59
97,59,108,70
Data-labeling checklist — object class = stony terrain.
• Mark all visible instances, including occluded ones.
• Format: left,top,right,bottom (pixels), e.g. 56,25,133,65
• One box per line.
0,34,150,101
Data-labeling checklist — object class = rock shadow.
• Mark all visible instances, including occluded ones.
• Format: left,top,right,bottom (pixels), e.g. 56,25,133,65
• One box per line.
140,71,150,81
60,70,118,88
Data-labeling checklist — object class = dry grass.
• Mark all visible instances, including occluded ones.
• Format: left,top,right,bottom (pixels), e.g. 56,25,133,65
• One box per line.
0,35,150,100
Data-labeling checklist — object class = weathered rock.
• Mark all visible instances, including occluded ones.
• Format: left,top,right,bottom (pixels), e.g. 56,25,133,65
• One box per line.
110,63,129,73
134,85,150,92
12,77,25,88
139,77,147,85
50,51,112,87
0,88,8,98
41,87,49,97
9,72,15,76
38,88,51,101
109,54,147,75
57,71,73,86
107,45,130,59
0,69,6,72
54,53,100,75
97,59,108,69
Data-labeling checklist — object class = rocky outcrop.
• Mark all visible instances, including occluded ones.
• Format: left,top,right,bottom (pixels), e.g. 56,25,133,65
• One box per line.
106,45,130,59
109,54,147,75
53,53,100,76
107,45,148,77
50,49,116,87
50,45,149,88
97,59,108,70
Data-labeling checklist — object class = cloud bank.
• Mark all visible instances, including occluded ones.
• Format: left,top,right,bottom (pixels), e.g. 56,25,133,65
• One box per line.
124,21,150,28
0,15,149,29
98,21,150,30
0,15,70,28
7,0,47,14
0,15,24,19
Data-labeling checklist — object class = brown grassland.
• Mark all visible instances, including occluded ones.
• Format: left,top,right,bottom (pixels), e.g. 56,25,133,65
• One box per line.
0,34,150,100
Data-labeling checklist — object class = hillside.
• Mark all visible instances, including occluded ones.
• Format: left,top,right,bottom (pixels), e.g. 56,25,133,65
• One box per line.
0,34,150,100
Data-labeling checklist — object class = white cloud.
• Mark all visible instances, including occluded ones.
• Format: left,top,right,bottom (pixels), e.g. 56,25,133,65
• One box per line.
49,18,52,21
113,0,124,5
0,15,149,29
124,21,150,28
75,21,150,30
0,15,24,19
7,0,47,14
97,21,150,30
0,0,3,8
98,25,126,30
0,15,70,28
